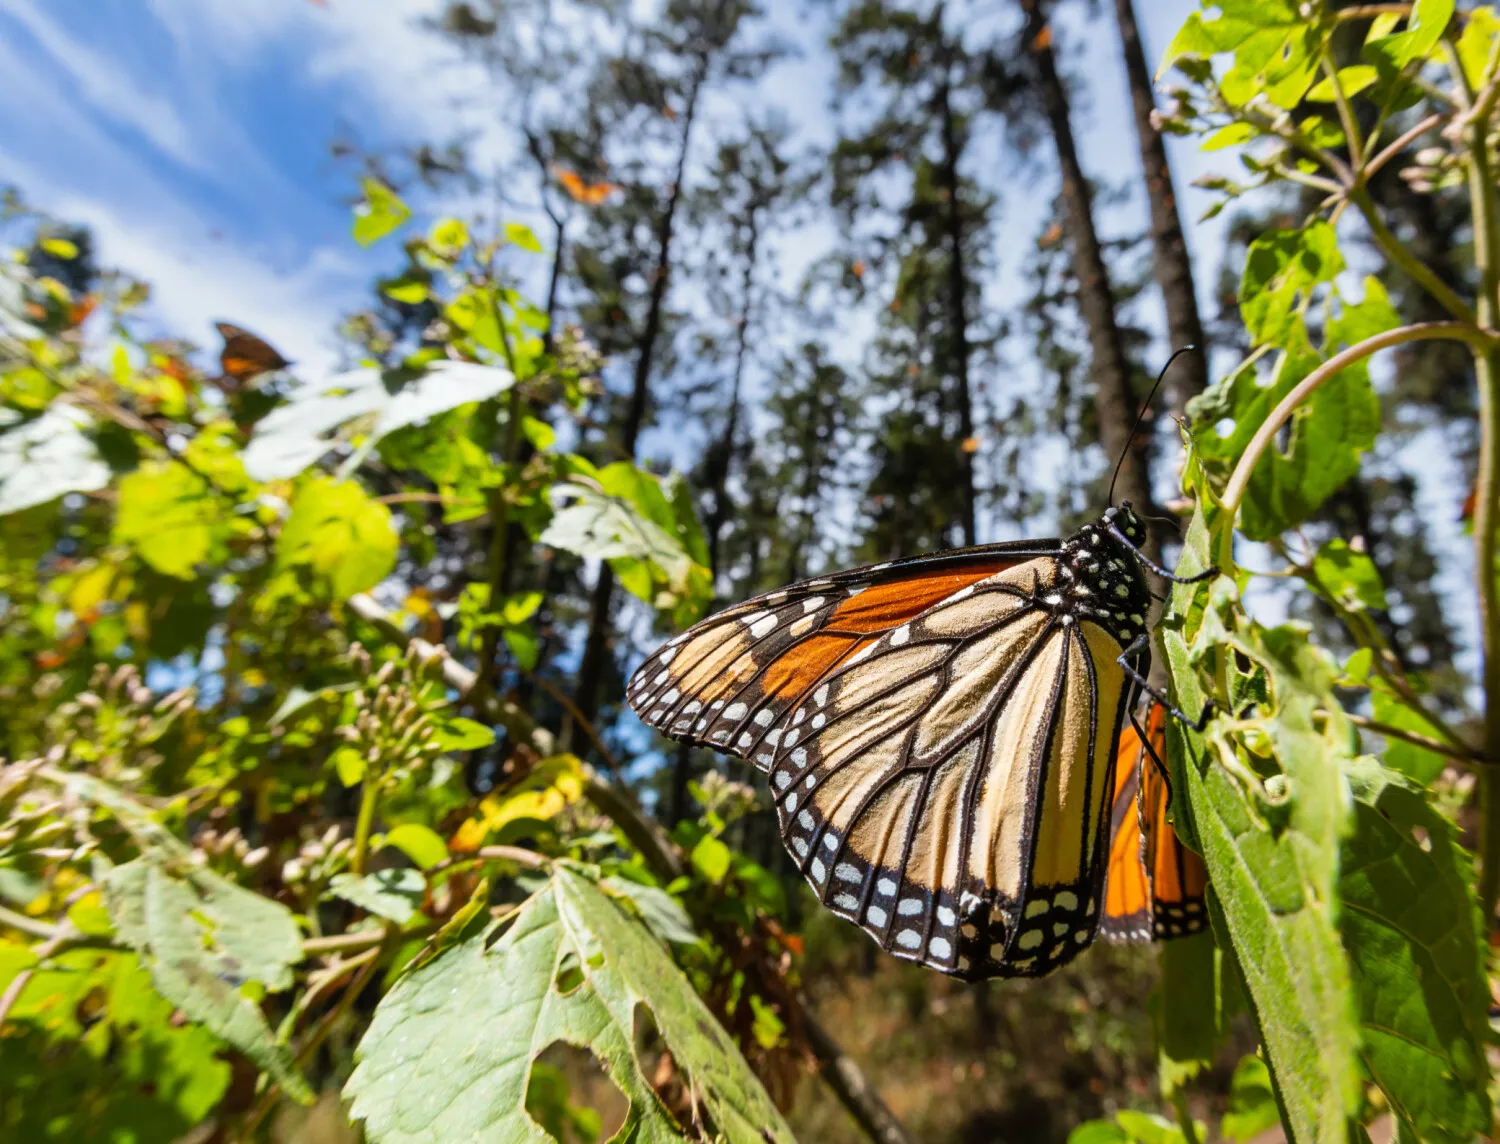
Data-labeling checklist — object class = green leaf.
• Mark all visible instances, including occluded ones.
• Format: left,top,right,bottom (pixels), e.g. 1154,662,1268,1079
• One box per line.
1457,7,1500,88
1154,930,1242,1093
332,745,368,786
1311,539,1387,612
353,178,411,247
1068,1122,1132,1144
244,360,513,481
102,855,311,1103
431,715,496,751
328,869,427,925
1342,648,1374,685
691,834,732,883
383,823,449,870
381,275,430,304
1365,0,1456,70
1161,493,1362,1144
1370,691,1449,786
520,415,556,450
1306,65,1379,102
113,461,221,579
276,476,397,598
1220,1056,1281,1142
344,866,794,1144
0,405,111,515
501,590,544,625
504,624,541,671
504,221,543,253
0,949,231,1142
1114,1111,1186,1144
430,216,470,254
1202,122,1259,151
600,876,700,947
38,236,79,259
1238,223,1344,348
1339,761,1492,1142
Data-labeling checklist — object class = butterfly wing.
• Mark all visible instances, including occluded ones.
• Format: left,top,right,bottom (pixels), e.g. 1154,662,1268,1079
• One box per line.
628,542,1057,761
1101,702,1209,942
216,322,291,383
755,558,1131,980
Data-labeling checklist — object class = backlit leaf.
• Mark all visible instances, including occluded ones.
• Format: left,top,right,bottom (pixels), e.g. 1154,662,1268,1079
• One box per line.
344,865,794,1144
276,476,397,598
354,178,411,247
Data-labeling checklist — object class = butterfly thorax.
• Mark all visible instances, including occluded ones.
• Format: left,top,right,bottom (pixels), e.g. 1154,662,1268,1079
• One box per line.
1050,506,1153,649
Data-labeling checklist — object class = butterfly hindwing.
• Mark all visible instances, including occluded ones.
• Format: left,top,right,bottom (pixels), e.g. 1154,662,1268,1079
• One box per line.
760,558,1132,979
216,321,291,384
1101,702,1209,942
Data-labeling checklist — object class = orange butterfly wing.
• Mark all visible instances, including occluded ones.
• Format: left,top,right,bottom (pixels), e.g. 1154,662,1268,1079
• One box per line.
627,545,1054,762
216,321,291,384
1102,702,1209,941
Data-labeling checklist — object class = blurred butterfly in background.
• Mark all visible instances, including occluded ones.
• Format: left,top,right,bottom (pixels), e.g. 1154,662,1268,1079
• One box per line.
1101,701,1209,943
554,167,621,208
628,502,1215,980
215,321,291,388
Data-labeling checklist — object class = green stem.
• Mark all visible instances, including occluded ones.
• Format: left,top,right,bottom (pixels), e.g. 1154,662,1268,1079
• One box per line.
1322,51,1364,168
1463,79,1500,927
350,764,382,876
1349,188,1478,323
1170,1088,1202,1144
1221,322,1494,515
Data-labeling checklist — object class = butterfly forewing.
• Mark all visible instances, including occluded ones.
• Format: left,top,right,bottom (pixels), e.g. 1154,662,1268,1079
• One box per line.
627,544,1055,761
1101,702,1209,942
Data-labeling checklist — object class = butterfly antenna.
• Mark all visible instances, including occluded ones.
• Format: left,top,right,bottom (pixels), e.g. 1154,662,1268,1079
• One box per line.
1108,345,1198,506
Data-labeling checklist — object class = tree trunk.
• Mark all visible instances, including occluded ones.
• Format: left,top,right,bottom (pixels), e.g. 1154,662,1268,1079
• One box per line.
1021,0,1158,546
570,64,707,755
936,45,978,547
1112,0,1208,412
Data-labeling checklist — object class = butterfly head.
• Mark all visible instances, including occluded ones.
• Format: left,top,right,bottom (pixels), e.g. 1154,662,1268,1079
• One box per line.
1103,503,1146,547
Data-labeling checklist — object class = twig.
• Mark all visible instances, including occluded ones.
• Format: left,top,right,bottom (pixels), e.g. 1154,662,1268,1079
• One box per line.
1362,112,1445,181
803,1001,916,1144
1344,713,1485,764
0,903,64,941
1222,323,1495,513
429,845,549,874
0,923,76,1028
529,673,623,772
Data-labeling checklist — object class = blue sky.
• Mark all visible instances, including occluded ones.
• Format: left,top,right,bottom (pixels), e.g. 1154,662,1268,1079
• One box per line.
0,0,1216,373
0,0,1481,690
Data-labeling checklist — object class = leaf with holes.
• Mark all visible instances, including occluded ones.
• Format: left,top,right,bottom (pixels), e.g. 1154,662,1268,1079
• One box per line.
345,864,793,1143
1160,475,1361,1144
1338,759,1492,1143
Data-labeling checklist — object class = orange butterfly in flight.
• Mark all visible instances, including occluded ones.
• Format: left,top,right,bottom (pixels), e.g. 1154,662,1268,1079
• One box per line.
215,322,291,386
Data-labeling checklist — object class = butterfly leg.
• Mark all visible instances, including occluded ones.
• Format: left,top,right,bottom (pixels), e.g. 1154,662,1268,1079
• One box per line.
1129,702,1174,799
1114,634,1214,732
1105,524,1219,584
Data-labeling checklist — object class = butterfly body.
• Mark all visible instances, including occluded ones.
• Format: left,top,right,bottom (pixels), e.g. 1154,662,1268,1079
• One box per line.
629,505,1195,980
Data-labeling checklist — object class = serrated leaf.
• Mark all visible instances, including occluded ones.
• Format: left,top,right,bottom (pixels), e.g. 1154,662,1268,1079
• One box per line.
1339,761,1492,1142
0,405,111,515
276,476,397,598
345,866,794,1143
102,855,310,1103
1161,494,1361,1144
113,461,222,579
1238,223,1344,349
328,869,427,925
243,361,513,481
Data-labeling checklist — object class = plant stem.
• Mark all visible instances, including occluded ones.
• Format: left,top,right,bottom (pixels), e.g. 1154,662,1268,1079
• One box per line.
350,764,382,876
1462,73,1500,928
1343,713,1485,764
1323,51,1365,168
1361,112,1445,181
1170,1088,1202,1144
1221,323,1494,515
1350,188,1477,323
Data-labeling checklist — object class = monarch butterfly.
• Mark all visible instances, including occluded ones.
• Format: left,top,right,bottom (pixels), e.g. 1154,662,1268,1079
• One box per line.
1101,701,1209,943
216,321,291,385
627,502,1214,979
